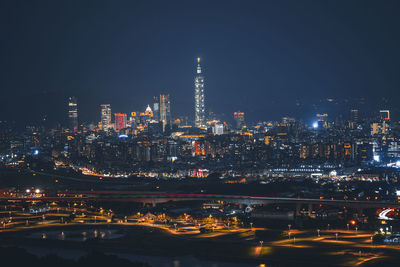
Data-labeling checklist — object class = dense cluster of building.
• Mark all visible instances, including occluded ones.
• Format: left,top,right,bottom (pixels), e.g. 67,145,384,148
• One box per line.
1,59,400,181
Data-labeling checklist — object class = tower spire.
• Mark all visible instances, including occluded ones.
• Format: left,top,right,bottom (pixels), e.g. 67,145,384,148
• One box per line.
197,57,202,74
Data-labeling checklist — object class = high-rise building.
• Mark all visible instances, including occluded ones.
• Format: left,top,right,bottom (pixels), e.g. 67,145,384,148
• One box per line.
316,113,328,128
100,104,112,131
380,110,390,121
160,94,171,132
68,96,78,132
114,113,127,132
153,96,160,121
351,109,359,123
234,111,245,129
194,58,205,128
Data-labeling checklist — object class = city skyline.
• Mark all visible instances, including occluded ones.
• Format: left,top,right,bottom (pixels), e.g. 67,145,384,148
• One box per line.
1,1,400,126
2,2,400,266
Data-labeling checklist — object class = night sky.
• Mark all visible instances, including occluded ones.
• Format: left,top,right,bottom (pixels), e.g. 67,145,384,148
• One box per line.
1,0,400,126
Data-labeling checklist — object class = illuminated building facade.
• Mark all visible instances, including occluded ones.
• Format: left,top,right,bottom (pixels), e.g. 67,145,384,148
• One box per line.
194,58,205,128
234,111,245,129
160,94,171,132
153,96,160,122
100,104,111,131
140,105,153,125
114,113,127,131
371,122,388,135
212,123,224,135
68,96,78,132
316,113,328,128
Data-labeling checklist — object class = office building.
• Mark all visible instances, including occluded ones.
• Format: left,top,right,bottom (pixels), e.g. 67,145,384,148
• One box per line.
234,111,245,129
212,123,224,135
100,104,112,131
114,113,127,131
351,109,359,123
153,96,160,122
68,96,78,132
160,94,171,132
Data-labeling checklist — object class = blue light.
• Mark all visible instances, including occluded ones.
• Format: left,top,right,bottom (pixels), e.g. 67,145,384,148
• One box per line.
33,149,39,155
396,161,400,168
312,122,318,129
118,134,128,138
373,155,380,162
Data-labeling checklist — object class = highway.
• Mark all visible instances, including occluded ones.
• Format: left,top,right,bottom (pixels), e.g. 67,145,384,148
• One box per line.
1,192,400,208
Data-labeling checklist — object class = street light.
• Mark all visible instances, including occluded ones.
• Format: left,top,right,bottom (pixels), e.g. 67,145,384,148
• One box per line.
288,224,291,231
327,224,330,230
317,229,320,237
250,222,253,229
335,233,338,240
355,227,358,233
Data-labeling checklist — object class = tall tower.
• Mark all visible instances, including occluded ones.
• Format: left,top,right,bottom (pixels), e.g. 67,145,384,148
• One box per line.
114,113,127,132
350,109,359,123
194,58,205,128
234,111,245,129
153,96,160,122
68,96,78,132
160,94,171,132
100,104,112,131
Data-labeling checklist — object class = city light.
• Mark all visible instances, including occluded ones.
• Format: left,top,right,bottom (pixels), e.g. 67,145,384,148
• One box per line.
1,2,400,266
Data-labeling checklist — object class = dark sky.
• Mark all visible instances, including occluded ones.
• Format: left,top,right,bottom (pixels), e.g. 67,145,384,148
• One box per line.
1,0,400,126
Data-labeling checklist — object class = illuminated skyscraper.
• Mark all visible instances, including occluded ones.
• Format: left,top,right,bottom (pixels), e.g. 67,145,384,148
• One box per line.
234,111,245,129
153,96,160,122
160,94,171,131
114,113,127,132
194,58,205,128
351,109,359,123
68,96,78,132
100,104,112,131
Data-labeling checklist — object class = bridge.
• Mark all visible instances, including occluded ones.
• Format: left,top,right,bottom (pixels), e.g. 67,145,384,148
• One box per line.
1,192,400,210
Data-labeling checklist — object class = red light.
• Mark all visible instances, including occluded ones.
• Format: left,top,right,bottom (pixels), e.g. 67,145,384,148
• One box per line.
350,220,356,225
